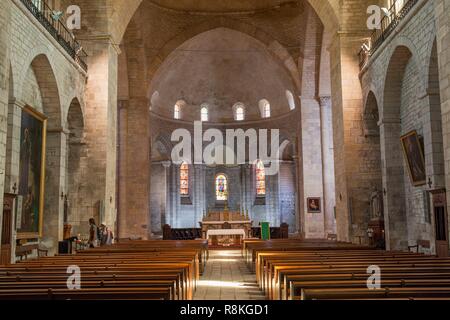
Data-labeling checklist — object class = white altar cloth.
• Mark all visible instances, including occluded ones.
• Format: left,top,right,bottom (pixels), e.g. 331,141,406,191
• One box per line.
206,229,246,239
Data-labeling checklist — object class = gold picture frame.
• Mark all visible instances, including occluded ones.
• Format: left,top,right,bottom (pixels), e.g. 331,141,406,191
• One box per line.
17,105,47,239
400,130,426,187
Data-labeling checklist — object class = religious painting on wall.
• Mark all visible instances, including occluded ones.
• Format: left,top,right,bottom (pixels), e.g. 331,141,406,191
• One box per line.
400,130,426,187
216,174,228,201
307,197,321,213
17,106,47,237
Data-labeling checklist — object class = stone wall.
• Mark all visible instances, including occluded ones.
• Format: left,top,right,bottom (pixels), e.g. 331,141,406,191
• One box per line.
0,0,87,256
150,161,296,231
360,0,444,251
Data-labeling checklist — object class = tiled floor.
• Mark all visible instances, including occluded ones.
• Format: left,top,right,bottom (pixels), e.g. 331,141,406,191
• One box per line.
193,250,266,300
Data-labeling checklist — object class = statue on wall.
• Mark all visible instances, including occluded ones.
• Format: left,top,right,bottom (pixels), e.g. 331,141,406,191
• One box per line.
370,187,383,220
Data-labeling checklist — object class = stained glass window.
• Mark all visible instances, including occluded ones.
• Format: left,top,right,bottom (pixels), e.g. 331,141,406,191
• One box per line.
216,174,228,201
180,162,189,195
256,160,266,196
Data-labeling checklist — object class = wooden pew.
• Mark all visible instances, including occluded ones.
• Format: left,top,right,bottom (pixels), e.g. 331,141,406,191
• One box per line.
0,240,208,300
251,240,450,301
301,287,450,300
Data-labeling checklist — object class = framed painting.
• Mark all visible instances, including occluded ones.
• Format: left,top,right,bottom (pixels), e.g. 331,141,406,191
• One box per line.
400,130,426,187
307,197,321,213
16,106,47,239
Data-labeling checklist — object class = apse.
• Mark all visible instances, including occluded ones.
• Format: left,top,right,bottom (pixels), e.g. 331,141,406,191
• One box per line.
148,28,299,122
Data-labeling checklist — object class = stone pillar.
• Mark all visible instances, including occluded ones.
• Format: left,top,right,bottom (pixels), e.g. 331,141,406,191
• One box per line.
120,95,150,239
421,90,445,188
117,99,128,237
292,155,302,234
161,161,171,228
42,129,68,254
80,38,118,235
319,96,336,236
170,165,176,227
4,98,21,262
0,0,12,259
5,99,23,194
244,164,252,221
301,97,325,239
435,0,450,238
328,33,366,243
379,119,408,250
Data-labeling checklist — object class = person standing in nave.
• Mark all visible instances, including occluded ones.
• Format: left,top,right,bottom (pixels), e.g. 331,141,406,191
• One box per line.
88,218,98,248
99,224,114,246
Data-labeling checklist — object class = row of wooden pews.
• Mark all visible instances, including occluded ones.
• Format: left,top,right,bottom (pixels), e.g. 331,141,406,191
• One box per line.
244,239,450,300
0,240,207,300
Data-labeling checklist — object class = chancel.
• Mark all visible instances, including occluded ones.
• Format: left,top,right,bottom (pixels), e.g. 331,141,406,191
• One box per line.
0,0,450,303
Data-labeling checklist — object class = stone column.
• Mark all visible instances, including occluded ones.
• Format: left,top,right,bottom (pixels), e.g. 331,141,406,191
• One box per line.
161,161,171,228
79,37,118,236
117,99,128,237
0,0,12,259
379,119,408,250
43,129,68,254
319,96,336,236
421,90,445,188
292,155,302,234
244,164,252,221
300,97,325,239
328,33,367,243
123,95,149,237
5,98,23,194
435,0,450,237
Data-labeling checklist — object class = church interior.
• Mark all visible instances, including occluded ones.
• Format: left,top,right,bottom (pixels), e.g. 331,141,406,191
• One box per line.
0,0,450,302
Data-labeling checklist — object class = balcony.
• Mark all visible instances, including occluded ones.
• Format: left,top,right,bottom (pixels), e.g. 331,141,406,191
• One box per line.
20,0,88,72
358,0,419,70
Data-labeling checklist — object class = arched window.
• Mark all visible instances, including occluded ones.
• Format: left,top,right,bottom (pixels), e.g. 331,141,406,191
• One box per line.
201,105,209,122
174,104,181,119
180,162,189,195
256,160,266,196
233,103,245,121
286,90,296,110
216,174,228,201
259,99,271,118
174,100,186,120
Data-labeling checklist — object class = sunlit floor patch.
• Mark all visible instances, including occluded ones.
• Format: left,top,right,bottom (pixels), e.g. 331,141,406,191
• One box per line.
193,250,266,300
198,280,250,289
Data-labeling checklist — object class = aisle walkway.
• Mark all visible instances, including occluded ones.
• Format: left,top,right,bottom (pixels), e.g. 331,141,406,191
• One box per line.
194,250,266,300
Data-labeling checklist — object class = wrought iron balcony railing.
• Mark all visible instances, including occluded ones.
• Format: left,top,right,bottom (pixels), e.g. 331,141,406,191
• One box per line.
359,0,419,69
20,0,88,72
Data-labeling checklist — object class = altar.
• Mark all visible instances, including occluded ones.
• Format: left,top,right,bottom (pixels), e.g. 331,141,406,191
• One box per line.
200,209,252,247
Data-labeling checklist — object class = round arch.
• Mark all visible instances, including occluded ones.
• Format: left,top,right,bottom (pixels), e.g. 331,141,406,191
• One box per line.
144,22,302,93
20,53,63,130
111,0,340,45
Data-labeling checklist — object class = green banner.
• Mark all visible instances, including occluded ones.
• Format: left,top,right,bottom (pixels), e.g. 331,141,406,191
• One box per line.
260,222,270,241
